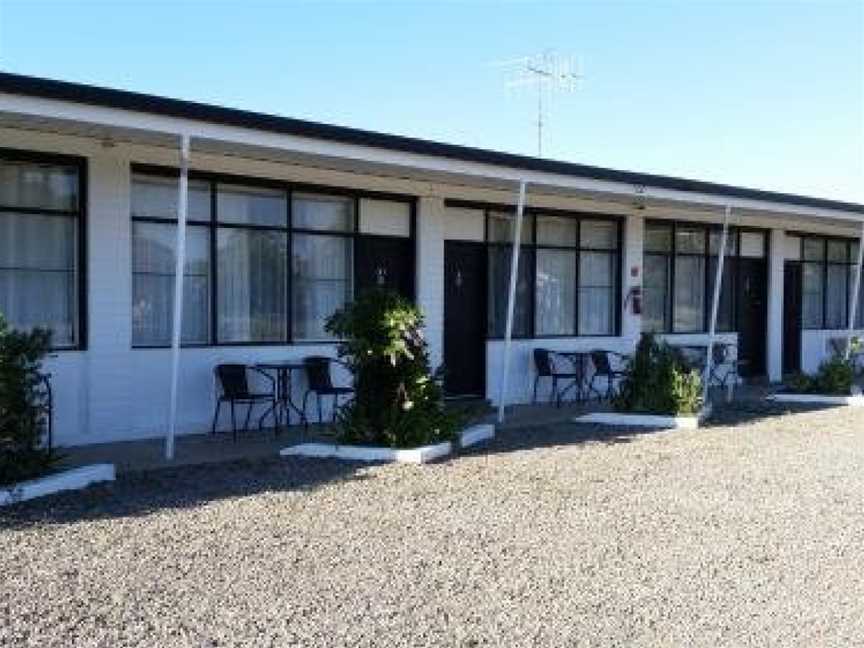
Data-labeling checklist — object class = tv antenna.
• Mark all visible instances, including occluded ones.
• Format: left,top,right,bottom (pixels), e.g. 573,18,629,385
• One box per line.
499,51,581,157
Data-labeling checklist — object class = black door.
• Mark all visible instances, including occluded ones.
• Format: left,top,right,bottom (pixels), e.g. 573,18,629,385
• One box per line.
444,241,486,397
354,235,414,300
736,258,768,377
783,262,802,375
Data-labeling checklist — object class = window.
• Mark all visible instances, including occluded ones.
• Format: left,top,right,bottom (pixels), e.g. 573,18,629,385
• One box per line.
801,236,863,330
486,208,620,338
131,167,413,346
536,216,576,336
291,193,355,341
643,222,743,334
578,221,618,335
0,153,84,348
131,173,213,346
132,222,211,345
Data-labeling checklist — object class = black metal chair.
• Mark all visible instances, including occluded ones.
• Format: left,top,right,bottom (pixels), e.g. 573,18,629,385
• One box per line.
708,343,740,390
302,356,354,426
211,364,277,440
532,348,582,407
587,350,629,401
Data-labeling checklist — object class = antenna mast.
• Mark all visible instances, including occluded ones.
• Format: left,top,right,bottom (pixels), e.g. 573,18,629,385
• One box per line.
501,51,581,157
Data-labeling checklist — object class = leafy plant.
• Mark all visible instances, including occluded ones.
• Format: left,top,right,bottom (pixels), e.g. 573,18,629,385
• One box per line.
325,290,461,447
0,313,57,486
785,372,814,394
784,357,855,396
814,356,855,395
613,333,703,415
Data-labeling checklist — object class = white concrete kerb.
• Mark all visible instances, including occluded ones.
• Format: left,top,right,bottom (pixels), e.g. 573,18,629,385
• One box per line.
573,406,712,430
768,393,864,406
0,463,116,507
280,423,497,464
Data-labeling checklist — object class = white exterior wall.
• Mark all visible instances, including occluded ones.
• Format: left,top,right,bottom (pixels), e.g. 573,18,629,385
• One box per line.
2,123,862,447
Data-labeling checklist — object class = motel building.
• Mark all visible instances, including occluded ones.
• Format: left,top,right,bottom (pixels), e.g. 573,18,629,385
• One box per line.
0,72,863,449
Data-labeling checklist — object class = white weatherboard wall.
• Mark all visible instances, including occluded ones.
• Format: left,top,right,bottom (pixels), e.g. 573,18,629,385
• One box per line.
2,123,862,447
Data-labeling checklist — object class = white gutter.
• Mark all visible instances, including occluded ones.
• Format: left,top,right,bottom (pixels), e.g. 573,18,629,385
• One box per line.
165,133,190,460
702,205,731,406
497,180,528,424
845,220,864,360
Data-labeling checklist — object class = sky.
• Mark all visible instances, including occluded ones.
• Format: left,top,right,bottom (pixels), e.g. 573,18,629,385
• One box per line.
0,1,861,203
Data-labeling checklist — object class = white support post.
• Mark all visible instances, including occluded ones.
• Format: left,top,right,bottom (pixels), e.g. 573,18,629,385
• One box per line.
497,180,528,424
703,205,731,406
166,134,190,460
845,220,864,360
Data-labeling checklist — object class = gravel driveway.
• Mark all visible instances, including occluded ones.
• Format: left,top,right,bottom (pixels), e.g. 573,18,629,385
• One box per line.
2,402,863,647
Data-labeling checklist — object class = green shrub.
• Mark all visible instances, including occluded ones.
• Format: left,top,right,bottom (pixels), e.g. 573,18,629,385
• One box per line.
613,334,703,415
785,372,814,394
0,313,56,486
814,356,855,395
325,290,461,448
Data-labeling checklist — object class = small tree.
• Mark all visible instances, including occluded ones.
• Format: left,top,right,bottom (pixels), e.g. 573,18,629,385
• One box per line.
613,333,702,415
0,313,56,486
325,290,460,447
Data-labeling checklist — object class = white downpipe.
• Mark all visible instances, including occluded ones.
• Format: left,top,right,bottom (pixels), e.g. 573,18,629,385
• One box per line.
845,220,864,360
166,134,190,460
497,180,528,424
702,205,731,406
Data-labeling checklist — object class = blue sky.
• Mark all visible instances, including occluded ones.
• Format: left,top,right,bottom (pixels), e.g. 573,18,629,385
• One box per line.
0,1,861,202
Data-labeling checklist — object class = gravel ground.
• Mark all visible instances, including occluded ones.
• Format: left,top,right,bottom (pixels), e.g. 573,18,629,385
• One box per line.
2,401,863,647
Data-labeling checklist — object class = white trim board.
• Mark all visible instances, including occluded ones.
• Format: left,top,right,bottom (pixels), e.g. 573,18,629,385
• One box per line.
0,463,116,507
768,393,864,406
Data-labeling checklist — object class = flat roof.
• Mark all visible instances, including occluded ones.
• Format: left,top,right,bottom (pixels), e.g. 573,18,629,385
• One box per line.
0,71,861,215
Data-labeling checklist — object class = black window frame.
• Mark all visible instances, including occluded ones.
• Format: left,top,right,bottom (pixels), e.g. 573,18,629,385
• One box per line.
642,219,767,335
799,234,862,331
0,147,88,351
130,163,416,348
446,199,623,340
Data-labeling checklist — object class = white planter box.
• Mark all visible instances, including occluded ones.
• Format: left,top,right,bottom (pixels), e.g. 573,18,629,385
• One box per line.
768,393,864,406
280,423,497,465
459,423,495,448
0,463,116,508
573,408,710,430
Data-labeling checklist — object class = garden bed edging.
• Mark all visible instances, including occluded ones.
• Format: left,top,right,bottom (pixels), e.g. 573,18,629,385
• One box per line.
0,463,116,507
280,423,496,464
768,393,864,406
572,406,711,430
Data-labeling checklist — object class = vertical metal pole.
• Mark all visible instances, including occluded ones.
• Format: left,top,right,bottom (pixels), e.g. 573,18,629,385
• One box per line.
166,134,190,460
845,220,864,360
702,205,731,406
497,181,528,424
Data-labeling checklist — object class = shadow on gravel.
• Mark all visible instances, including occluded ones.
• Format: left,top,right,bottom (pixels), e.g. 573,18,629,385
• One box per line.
460,421,660,458
0,456,367,531
701,399,841,429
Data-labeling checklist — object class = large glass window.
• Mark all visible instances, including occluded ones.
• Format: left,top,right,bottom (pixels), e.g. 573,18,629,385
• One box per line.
578,221,618,335
643,222,742,334
801,236,863,330
291,193,355,341
132,222,210,345
131,173,213,346
0,155,82,348
535,216,576,336
131,169,412,346
487,210,620,338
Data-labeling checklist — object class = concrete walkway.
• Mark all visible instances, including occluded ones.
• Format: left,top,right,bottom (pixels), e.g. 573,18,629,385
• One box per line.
57,384,776,474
